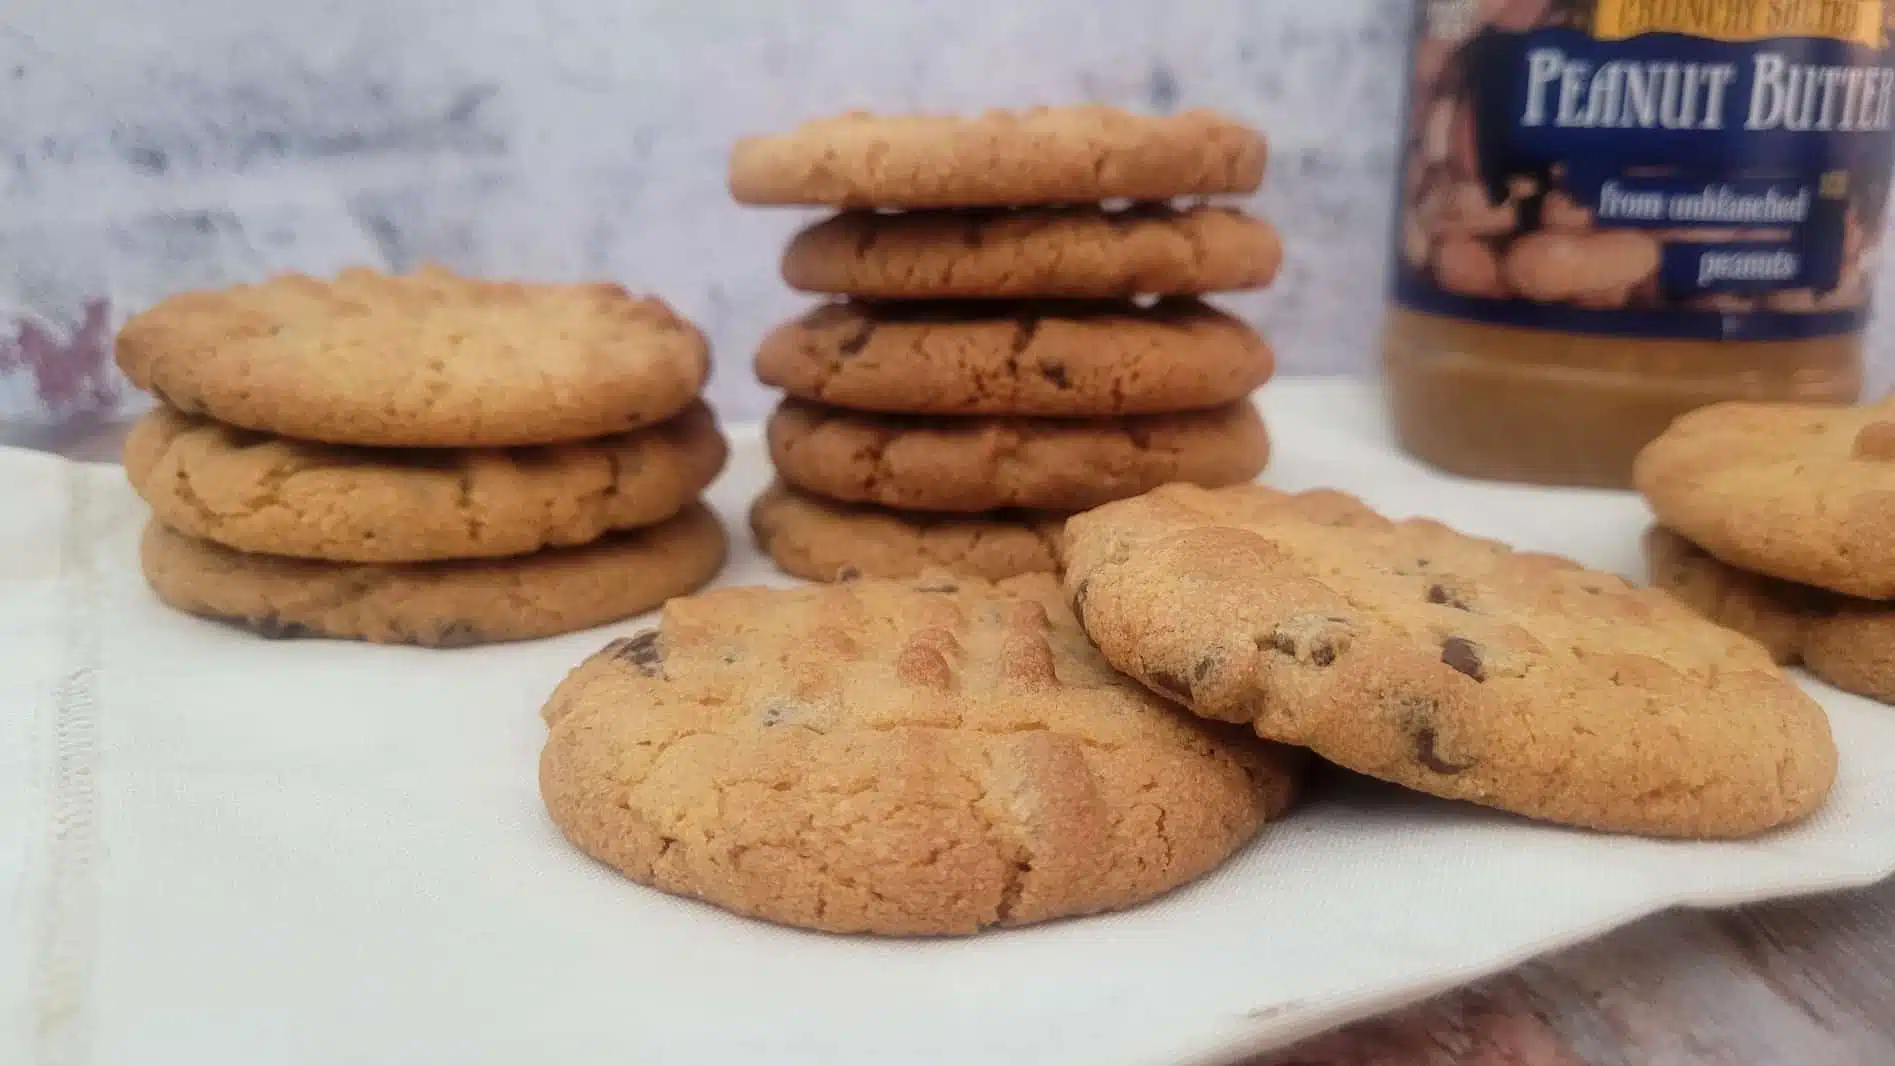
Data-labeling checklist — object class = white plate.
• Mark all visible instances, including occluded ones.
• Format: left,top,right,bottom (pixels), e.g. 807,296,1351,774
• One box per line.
6,381,1894,1066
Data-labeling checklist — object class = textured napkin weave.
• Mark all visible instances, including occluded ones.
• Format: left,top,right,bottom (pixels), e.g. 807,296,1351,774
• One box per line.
6,382,1895,1066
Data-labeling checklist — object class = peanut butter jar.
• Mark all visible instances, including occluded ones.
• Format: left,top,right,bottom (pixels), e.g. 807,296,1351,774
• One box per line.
1384,0,1888,488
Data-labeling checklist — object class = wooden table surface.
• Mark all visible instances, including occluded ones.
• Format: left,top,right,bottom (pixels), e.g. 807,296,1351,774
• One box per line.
10,418,1893,1066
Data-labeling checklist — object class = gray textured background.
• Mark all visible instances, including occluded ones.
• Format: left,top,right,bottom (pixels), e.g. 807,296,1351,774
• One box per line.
1,0,1888,425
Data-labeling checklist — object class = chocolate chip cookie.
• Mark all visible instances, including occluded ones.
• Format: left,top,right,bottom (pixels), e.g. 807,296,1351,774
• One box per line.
1062,483,1836,838
730,106,1267,208
1634,397,1895,598
1646,525,1895,704
781,205,1282,299
140,504,726,647
755,299,1272,417
767,398,1269,513
125,402,727,563
538,572,1304,935
749,481,1064,582
117,265,711,447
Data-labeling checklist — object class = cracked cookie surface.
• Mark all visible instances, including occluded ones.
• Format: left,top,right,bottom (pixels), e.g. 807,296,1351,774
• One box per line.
538,572,1304,935
1634,396,1895,598
1646,525,1895,705
729,106,1266,208
755,298,1272,416
749,481,1064,582
116,265,711,447
782,205,1282,299
1062,484,1836,838
125,402,726,563
767,398,1269,513
140,504,726,647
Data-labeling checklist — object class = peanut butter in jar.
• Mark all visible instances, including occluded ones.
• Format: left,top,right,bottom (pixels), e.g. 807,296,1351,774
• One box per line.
1384,0,1886,488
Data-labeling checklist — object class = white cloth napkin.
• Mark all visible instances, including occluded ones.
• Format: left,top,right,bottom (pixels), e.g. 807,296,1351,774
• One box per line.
6,381,1894,1066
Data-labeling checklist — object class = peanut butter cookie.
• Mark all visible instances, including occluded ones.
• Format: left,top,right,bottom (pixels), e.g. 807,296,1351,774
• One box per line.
125,402,726,563
1646,525,1895,705
730,106,1266,208
749,481,1064,582
117,266,711,447
538,572,1304,935
140,504,726,647
755,299,1271,416
782,205,1282,299
767,398,1269,513
1635,397,1895,598
1062,484,1836,838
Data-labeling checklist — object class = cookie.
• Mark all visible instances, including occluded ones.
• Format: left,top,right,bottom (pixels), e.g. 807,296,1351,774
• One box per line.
749,481,1064,582
1634,397,1895,598
140,504,726,647
781,205,1283,299
1062,483,1836,838
730,106,1267,208
755,299,1272,416
124,401,727,563
538,572,1304,935
767,398,1269,513
116,265,711,447
1646,525,1895,704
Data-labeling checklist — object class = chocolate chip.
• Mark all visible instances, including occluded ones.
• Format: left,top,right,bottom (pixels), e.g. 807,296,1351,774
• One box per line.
837,321,877,356
610,629,664,676
1265,632,1338,666
1441,637,1485,681
1071,579,1091,630
1148,667,1191,701
1039,362,1070,389
834,565,862,583
1398,694,1477,775
1414,726,1476,775
1193,655,1219,683
1426,584,1471,611
1260,616,1349,667
238,614,311,640
1010,314,1042,355
433,620,484,647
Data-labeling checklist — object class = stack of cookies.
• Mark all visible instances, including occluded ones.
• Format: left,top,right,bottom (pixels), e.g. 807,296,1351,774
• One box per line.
729,106,1283,582
116,266,730,647
1636,397,1895,704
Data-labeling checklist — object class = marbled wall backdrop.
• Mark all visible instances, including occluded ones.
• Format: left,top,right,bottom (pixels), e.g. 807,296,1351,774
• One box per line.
1,0,1888,425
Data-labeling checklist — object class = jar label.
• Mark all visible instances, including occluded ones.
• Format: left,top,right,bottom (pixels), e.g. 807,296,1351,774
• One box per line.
1391,0,1895,340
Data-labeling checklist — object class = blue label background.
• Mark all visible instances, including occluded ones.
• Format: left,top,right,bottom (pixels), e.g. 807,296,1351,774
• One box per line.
1469,28,1895,200
1393,22,1892,340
